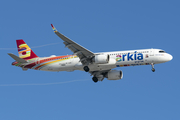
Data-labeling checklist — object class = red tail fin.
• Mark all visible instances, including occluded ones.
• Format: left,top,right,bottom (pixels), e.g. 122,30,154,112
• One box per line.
16,39,38,60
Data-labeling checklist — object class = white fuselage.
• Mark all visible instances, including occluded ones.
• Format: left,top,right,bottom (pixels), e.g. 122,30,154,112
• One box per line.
30,48,172,72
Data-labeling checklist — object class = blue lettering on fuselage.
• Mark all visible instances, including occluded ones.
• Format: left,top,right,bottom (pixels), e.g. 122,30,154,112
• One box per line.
128,53,133,61
116,51,143,62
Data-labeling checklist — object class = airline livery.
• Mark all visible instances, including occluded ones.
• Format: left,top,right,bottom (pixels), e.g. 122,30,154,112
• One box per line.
8,24,173,82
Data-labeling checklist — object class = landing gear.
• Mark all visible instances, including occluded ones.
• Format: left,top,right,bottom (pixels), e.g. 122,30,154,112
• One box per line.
83,66,89,72
92,77,98,83
151,63,155,72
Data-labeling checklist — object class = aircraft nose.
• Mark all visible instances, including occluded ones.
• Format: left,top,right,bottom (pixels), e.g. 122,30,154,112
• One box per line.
167,54,173,61
169,54,173,61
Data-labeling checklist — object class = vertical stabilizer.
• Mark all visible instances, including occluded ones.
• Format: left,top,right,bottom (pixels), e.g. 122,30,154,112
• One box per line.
16,39,38,60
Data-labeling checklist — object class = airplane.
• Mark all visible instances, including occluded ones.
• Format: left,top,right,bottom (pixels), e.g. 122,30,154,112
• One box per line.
8,24,173,83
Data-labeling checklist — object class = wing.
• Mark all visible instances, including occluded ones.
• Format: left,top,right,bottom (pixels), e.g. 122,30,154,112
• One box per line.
51,24,94,65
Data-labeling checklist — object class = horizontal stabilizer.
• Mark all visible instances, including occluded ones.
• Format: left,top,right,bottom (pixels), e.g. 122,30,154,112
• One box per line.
8,53,28,63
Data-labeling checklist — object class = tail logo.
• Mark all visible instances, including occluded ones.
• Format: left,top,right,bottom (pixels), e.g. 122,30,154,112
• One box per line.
18,44,31,58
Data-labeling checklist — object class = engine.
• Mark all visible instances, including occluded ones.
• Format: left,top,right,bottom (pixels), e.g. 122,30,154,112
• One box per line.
106,70,123,80
93,54,110,64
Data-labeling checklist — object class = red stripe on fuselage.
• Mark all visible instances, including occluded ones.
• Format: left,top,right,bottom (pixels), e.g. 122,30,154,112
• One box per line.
34,55,73,70
24,55,73,70
24,62,36,69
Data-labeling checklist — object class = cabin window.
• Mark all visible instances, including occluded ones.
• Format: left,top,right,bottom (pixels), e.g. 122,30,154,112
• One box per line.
159,51,166,53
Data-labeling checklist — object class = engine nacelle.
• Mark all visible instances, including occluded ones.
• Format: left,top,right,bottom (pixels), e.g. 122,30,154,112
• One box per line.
107,70,123,80
93,54,110,64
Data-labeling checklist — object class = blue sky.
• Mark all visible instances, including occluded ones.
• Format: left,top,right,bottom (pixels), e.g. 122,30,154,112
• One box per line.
0,0,180,120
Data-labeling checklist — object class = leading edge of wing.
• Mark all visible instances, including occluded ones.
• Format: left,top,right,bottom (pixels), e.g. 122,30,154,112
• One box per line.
51,24,94,57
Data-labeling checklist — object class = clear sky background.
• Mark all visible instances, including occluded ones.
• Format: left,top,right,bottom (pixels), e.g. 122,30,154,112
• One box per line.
0,0,179,120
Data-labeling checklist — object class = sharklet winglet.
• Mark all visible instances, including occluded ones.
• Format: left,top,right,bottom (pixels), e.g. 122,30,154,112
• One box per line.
51,24,58,32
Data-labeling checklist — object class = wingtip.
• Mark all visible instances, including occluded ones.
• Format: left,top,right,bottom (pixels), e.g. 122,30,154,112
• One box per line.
51,24,57,32
51,24,54,28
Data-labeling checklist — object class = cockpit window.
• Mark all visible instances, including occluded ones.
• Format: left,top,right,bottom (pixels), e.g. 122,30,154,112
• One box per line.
159,50,166,53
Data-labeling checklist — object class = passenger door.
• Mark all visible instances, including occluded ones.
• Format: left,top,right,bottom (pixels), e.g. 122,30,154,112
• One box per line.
150,49,154,56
